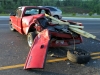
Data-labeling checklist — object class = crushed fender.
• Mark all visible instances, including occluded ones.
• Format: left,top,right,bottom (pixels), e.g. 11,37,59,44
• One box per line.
24,29,50,69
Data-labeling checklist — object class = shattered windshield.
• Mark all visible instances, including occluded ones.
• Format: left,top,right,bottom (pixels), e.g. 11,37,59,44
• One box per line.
25,9,39,15
24,8,50,16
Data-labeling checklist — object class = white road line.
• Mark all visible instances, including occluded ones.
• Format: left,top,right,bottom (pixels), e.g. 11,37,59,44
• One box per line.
2,16,99,19
63,17,100,20
83,23,100,24
90,32,100,33
0,24,8,26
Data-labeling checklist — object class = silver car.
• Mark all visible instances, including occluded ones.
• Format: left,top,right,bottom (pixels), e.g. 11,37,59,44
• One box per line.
39,6,62,19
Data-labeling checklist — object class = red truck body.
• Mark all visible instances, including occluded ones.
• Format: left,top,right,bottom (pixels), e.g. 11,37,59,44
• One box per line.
9,6,82,47
9,6,83,69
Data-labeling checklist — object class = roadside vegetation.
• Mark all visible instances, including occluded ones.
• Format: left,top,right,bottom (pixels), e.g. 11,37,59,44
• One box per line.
1,13,100,18
62,13,100,18
0,0,100,18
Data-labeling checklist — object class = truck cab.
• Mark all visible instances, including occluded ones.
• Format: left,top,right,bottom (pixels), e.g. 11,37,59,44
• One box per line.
9,6,51,34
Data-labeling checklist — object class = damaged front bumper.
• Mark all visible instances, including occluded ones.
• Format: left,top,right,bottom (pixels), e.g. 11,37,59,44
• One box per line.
24,29,50,69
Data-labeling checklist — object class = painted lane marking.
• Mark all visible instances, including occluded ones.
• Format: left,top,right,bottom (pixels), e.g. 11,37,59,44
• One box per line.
0,57,67,70
0,52,100,71
0,64,24,70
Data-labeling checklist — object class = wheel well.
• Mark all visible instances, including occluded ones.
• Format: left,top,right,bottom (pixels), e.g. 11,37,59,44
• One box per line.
28,24,36,34
53,15,59,18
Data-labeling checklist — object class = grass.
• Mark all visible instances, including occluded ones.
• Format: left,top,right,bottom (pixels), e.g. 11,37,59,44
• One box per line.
0,14,9,16
62,13,100,18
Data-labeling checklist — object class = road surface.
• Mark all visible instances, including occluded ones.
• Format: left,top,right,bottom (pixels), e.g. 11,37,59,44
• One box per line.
0,17,100,75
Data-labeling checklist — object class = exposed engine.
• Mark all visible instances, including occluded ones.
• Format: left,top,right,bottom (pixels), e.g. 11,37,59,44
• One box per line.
38,17,69,33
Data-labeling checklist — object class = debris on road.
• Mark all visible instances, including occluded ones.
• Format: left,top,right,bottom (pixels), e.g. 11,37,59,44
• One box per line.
93,61,96,64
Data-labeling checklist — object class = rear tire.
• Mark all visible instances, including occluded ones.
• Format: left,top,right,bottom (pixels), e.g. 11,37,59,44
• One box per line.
9,21,16,31
27,32,37,47
67,49,90,64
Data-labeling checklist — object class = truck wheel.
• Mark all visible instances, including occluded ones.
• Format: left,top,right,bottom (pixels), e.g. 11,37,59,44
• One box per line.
9,21,15,31
27,32,37,47
67,49,90,64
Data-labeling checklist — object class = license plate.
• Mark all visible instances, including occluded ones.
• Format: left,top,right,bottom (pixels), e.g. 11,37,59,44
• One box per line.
56,40,64,44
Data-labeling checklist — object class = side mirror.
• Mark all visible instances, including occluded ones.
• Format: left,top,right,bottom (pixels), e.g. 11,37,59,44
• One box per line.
9,12,16,16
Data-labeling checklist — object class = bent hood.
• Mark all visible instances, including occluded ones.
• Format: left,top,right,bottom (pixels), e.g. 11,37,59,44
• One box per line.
22,14,45,26
24,29,50,69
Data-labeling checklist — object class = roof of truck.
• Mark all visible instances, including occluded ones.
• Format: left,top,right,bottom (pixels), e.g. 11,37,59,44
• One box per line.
18,6,49,10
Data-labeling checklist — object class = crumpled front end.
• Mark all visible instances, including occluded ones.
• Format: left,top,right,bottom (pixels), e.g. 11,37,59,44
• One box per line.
36,17,83,47
22,14,45,34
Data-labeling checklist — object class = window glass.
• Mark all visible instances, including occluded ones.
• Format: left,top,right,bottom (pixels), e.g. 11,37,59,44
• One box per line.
40,10,45,14
46,7,57,11
25,8,39,15
16,9,22,17
18,10,22,17
16,9,18,16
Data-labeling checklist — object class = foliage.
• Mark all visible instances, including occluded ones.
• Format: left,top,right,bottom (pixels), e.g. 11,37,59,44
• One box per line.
72,13,76,16
0,6,4,13
0,0,100,14
89,12,93,16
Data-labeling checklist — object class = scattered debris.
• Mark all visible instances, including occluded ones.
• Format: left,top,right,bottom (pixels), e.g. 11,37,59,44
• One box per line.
67,62,70,65
81,64,85,66
93,61,96,64
11,41,13,44
50,53,55,57
50,53,60,58
92,42,94,44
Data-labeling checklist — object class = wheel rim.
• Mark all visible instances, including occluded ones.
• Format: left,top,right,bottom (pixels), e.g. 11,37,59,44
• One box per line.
10,25,13,29
9,21,14,31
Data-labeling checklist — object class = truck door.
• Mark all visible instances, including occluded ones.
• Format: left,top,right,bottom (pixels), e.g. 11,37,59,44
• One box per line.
16,9,23,34
10,11,18,31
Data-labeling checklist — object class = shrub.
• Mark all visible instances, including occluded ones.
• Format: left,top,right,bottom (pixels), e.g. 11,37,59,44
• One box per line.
72,13,76,16
89,12,93,16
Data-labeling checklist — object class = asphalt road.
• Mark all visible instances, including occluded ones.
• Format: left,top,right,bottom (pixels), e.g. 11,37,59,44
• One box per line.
0,17,100,75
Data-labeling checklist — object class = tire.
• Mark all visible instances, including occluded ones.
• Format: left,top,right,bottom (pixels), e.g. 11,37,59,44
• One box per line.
27,32,37,47
9,21,16,31
53,15,59,19
67,49,90,64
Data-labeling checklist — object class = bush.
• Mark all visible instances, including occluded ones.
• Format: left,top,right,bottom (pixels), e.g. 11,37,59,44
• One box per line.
72,13,76,16
89,12,93,16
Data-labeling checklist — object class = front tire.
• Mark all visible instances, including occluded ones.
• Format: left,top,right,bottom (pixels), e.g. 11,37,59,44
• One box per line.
27,32,37,47
67,49,90,64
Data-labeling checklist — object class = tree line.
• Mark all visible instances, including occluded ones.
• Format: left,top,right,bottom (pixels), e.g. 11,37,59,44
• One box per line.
0,0,100,14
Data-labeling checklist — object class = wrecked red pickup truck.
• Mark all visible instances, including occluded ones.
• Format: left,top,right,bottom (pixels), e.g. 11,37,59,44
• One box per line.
9,6,82,47
9,6,89,69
